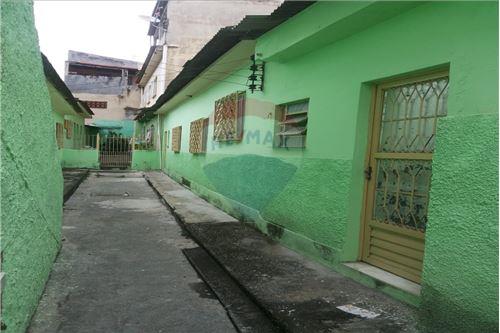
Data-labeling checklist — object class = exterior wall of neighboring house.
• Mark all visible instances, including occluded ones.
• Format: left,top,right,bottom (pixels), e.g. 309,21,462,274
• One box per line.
155,2,498,332
45,80,98,168
0,2,63,332
140,51,164,108
74,92,140,137
46,82,87,150
65,51,141,137
133,116,161,170
138,0,282,108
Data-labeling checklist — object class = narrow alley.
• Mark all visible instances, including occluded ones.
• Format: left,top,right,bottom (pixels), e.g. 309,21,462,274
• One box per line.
28,172,236,333
28,171,419,333
2,1,498,332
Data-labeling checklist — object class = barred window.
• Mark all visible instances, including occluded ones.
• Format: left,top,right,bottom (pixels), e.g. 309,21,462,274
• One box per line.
275,99,309,148
171,126,182,153
213,91,245,141
189,118,209,154
84,100,107,109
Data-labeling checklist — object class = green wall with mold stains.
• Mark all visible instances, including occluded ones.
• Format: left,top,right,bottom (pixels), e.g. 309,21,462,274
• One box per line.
61,149,99,169
47,81,88,151
131,150,160,170
0,2,63,332
62,114,86,150
156,2,497,331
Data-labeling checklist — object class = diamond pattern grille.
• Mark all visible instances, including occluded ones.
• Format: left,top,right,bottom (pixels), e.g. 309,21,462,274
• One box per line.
189,118,208,154
373,159,432,232
213,91,245,141
379,77,449,153
372,76,449,232
171,126,182,153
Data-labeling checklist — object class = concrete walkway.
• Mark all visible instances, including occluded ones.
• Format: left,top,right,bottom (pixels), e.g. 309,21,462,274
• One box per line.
145,171,418,333
29,172,236,333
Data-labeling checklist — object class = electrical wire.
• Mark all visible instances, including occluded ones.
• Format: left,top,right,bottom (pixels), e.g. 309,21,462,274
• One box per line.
63,64,248,87
64,75,248,90
64,64,252,90
68,55,251,82
143,62,251,79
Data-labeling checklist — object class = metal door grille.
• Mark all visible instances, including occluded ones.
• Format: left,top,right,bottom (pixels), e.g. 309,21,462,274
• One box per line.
189,118,208,154
362,71,449,283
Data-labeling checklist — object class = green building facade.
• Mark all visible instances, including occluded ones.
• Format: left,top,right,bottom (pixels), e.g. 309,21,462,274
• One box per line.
42,55,99,169
141,2,498,331
1,2,63,332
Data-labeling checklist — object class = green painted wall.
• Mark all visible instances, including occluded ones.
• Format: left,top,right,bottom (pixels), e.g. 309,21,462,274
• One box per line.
157,2,498,331
47,81,87,150
52,110,64,158
61,149,99,169
48,82,97,168
132,150,160,171
0,2,63,332
63,114,86,150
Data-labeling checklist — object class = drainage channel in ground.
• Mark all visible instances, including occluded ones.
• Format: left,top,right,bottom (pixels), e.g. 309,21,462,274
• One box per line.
144,173,279,333
183,247,280,333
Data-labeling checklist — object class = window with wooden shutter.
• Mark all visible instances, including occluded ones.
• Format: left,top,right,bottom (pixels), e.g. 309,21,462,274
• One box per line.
171,126,182,153
189,118,209,154
213,91,245,141
55,123,63,148
64,119,73,139
275,99,309,148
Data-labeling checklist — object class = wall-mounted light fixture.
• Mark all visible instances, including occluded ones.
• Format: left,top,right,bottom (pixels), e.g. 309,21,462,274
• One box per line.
247,54,264,93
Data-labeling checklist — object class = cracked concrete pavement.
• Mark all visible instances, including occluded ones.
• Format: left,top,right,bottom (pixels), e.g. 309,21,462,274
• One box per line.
28,171,236,333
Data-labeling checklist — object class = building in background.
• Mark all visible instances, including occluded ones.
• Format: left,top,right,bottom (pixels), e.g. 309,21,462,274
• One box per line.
136,0,282,109
42,54,94,149
65,50,141,136
42,53,100,169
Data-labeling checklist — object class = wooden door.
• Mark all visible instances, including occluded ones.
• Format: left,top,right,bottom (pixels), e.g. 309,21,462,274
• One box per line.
362,71,449,283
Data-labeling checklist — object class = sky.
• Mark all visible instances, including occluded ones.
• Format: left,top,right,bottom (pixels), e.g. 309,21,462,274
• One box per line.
34,1,155,77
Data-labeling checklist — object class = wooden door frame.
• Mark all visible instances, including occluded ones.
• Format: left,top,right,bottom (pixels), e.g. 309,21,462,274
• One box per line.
162,129,168,170
358,69,450,267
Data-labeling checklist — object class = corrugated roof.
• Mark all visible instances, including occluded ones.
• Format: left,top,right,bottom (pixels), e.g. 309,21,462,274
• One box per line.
136,1,314,121
41,53,94,116
68,50,141,70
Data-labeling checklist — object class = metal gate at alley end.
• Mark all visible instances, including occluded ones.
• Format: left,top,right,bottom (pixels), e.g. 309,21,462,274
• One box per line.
99,135,133,169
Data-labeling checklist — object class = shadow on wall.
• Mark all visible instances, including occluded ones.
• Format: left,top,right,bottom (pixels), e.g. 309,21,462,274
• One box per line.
203,154,297,211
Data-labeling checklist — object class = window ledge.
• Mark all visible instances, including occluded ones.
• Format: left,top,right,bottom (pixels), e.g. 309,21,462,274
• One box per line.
343,262,421,296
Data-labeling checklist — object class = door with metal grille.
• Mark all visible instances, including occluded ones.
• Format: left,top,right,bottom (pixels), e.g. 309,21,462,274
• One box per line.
99,135,132,169
362,71,449,283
